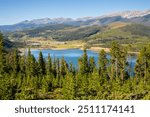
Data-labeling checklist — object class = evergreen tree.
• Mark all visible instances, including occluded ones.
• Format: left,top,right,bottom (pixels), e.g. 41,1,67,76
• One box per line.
89,57,95,73
38,51,46,75
0,33,5,76
78,49,89,74
110,42,129,81
56,58,61,87
63,72,76,100
46,53,52,75
12,49,20,75
98,49,108,79
19,55,26,76
26,48,38,77
52,58,57,78
30,55,38,77
69,62,76,75
88,68,100,98
26,48,31,76
60,57,68,77
135,45,150,82
0,76,15,99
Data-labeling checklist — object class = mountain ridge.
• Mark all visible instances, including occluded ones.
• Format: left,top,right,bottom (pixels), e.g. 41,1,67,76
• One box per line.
16,9,150,24
0,10,150,32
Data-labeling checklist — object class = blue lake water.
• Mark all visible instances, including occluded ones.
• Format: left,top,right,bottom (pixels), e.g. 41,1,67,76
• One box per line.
31,49,101,65
31,49,137,70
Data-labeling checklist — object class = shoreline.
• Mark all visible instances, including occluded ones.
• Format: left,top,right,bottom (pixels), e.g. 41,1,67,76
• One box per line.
18,46,139,55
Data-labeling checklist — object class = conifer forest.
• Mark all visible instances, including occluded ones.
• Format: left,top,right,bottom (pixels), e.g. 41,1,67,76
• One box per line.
1,32,150,100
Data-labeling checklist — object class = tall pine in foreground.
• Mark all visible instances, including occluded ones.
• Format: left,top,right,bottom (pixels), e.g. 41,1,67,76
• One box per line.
135,45,150,83
12,49,20,75
78,49,89,75
46,53,52,75
0,33,16,99
0,33,5,76
110,42,129,81
38,51,46,75
98,49,108,79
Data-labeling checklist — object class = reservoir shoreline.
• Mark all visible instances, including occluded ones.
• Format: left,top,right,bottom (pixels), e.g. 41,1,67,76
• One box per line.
18,46,139,55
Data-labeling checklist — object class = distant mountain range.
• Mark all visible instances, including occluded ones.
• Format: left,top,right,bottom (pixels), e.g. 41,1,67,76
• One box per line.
0,10,150,32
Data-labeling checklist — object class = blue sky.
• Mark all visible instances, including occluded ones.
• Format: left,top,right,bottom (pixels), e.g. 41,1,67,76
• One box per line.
0,0,150,25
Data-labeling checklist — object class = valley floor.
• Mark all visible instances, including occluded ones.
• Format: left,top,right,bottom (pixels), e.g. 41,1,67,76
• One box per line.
18,39,139,55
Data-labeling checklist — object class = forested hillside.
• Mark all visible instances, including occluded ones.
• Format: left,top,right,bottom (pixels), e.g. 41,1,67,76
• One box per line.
5,25,102,41
1,32,150,100
4,23,150,50
86,23,150,51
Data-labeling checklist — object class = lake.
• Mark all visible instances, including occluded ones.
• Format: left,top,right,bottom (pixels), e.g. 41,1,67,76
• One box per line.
31,49,137,70
31,49,101,66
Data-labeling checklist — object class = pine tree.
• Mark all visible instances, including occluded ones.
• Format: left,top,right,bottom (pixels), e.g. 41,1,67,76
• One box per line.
0,76,15,99
135,45,150,82
19,55,26,76
46,53,52,75
0,33,5,76
30,55,38,77
110,42,120,80
12,49,20,75
56,58,60,87
88,68,100,98
60,57,68,77
78,49,89,74
89,57,95,73
63,71,76,100
52,58,57,78
26,48,38,77
110,42,129,81
38,51,46,75
98,49,108,79
69,62,76,75
26,48,32,76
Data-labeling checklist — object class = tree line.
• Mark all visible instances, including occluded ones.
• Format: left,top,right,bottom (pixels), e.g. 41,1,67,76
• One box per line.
0,33,150,100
